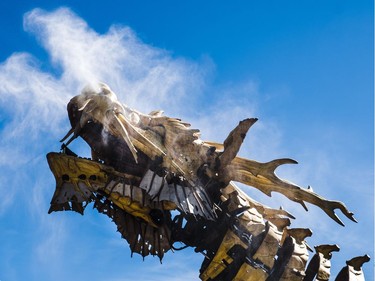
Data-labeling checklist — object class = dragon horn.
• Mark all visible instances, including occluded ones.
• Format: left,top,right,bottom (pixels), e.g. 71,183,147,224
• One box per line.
78,98,92,111
227,159,357,226
218,118,257,169
108,111,138,163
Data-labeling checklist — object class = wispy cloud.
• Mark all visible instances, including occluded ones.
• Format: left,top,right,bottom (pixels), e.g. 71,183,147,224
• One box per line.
0,53,68,140
23,8,211,112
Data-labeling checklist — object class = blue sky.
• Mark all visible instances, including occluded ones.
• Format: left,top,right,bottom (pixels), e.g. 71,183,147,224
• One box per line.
0,1,373,280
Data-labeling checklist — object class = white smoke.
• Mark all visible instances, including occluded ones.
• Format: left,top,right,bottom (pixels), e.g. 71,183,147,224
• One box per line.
23,8,210,112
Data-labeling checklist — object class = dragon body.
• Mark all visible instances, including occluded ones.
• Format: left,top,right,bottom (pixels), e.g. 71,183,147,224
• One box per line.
47,83,369,280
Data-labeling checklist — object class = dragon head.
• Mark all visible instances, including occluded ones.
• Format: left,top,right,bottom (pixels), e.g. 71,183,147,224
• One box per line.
60,83,139,164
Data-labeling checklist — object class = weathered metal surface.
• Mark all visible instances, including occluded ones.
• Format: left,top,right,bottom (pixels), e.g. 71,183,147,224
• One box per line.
304,244,340,281
139,169,215,219
278,228,312,280
46,83,370,280
335,255,371,281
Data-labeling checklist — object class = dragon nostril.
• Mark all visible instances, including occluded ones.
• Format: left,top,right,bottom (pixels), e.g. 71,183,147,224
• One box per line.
62,174,69,181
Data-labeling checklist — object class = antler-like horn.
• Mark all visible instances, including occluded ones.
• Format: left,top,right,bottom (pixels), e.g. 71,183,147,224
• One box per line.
225,157,356,226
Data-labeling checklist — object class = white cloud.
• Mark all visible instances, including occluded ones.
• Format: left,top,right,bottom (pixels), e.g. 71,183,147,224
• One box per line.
0,53,68,140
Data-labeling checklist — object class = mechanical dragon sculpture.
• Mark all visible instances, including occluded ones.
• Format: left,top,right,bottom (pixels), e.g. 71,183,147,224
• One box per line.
47,83,370,280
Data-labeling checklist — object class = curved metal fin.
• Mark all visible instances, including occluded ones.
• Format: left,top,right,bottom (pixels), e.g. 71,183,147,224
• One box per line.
218,118,258,169
227,157,356,226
